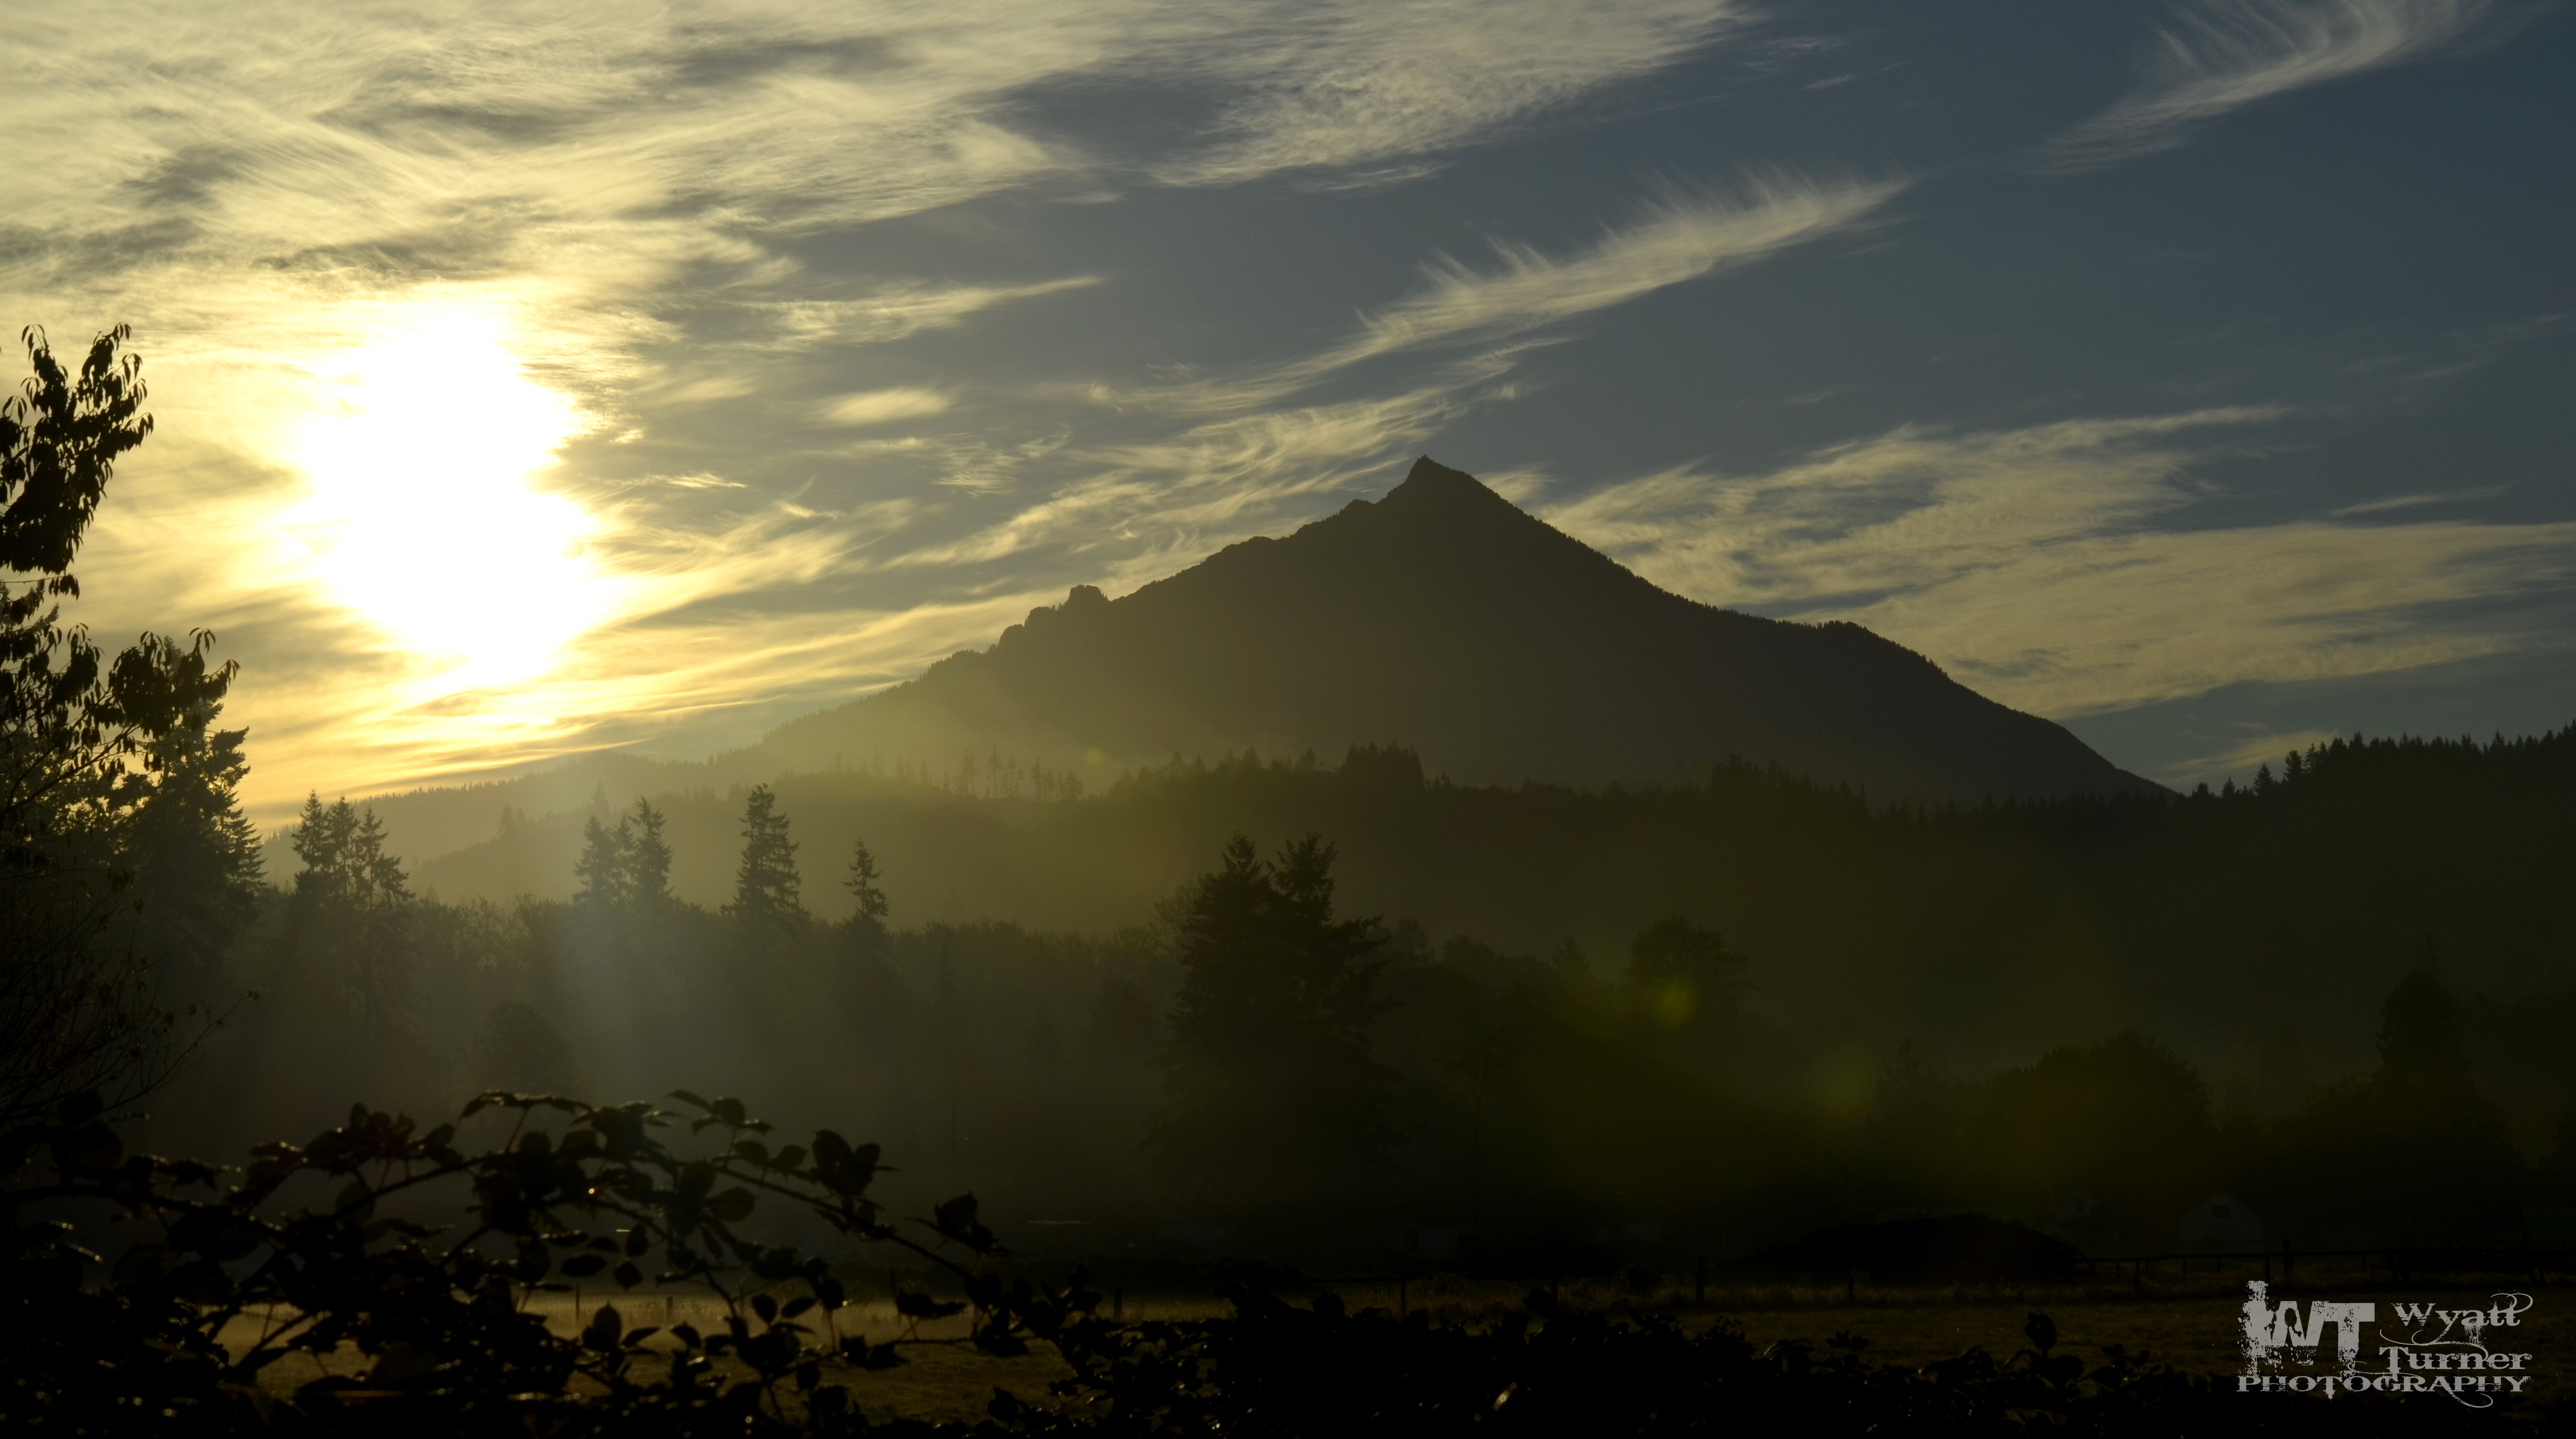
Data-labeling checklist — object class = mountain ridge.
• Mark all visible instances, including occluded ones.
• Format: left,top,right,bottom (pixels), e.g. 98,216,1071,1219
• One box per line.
329,455,2157,869
748,455,2157,804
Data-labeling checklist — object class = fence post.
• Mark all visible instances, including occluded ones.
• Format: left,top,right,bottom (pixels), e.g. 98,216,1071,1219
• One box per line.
2133,1258,2142,1298
1696,1256,1706,1306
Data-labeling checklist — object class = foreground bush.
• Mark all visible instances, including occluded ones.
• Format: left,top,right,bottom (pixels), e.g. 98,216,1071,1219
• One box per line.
4,1090,2556,1436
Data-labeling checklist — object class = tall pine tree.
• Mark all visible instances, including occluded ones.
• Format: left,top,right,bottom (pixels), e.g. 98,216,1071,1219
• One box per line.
571,814,631,913
725,784,806,960
624,798,673,915
843,837,889,956
1147,834,1394,1210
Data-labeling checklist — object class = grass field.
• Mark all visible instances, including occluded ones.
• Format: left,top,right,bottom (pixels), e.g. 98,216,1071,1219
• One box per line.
216,1267,2570,1425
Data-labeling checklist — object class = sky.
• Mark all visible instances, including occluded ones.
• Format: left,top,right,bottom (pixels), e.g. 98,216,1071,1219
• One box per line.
8,0,2572,821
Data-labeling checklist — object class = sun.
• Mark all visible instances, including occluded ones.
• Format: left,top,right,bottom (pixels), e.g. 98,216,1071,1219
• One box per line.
289,311,610,687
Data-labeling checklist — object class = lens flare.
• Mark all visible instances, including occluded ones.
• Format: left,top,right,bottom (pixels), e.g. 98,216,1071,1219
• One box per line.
288,312,606,687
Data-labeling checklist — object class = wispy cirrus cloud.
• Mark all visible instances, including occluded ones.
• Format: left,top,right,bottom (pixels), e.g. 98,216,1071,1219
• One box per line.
1545,411,2576,720
823,387,955,427
2046,0,2506,169
901,359,1509,578
1325,176,1900,372
933,175,1893,576
1099,174,1901,418
1156,0,1745,185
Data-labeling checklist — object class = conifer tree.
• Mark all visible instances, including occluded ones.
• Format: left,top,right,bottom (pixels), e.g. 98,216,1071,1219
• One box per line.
2375,940,2463,1081
624,798,673,913
572,814,631,912
844,837,889,955
1147,833,1394,1208
726,784,806,958
286,794,415,1044
119,680,262,1002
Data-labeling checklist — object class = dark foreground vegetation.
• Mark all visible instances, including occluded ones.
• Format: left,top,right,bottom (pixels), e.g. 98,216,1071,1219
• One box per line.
9,1087,2558,1436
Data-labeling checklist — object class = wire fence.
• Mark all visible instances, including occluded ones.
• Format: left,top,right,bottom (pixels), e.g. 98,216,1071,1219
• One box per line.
1080,1241,2576,1319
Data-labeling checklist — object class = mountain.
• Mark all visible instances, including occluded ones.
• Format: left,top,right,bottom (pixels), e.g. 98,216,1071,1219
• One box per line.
746,457,2158,804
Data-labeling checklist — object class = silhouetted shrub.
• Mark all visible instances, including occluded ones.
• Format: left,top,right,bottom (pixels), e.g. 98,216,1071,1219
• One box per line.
7,1091,2555,1435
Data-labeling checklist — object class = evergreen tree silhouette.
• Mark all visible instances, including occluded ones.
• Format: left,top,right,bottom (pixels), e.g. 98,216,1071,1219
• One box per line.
844,836,890,956
1147,833,1394,1210
624,798,673,915
572,814,631,913
119,675,262,1003
726,784,807,960
2375,939,2463,1081
285,794,415,1048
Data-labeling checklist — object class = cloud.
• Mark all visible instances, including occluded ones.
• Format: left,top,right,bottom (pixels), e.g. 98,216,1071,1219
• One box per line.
1543,410,2576,719
2327,485,2506,516
2048,0,2505,168
922,173,1892,579
823,386,954,426
764,279,1105,349
4,1,1764,815
1157,0,1745,185
1334,176,1900,368
901,360,1505,578
1101,175,1900,418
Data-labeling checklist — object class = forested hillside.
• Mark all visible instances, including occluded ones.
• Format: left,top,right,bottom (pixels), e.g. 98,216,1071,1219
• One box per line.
148,724,2576,1273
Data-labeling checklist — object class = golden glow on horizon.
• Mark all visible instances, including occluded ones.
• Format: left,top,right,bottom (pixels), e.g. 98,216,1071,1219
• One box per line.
288,312,609,689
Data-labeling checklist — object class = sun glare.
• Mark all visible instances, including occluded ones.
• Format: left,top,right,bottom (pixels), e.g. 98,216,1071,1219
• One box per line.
289,313,608,687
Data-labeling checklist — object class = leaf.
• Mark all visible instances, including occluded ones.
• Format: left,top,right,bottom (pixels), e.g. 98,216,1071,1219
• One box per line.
584,1303,623,1353
2025,1311,2058,1356
54,1121,123,1172
752,1293,777,1323
167,1259,233,1306
560,1254,607,1278
706,1187,756,1224
112,1242,170,1285
896,1292,967,1320
614,1261,642,1290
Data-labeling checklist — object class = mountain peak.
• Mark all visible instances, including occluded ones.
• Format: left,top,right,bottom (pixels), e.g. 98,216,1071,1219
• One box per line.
1379,455,1515,514
754,455,2163,803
